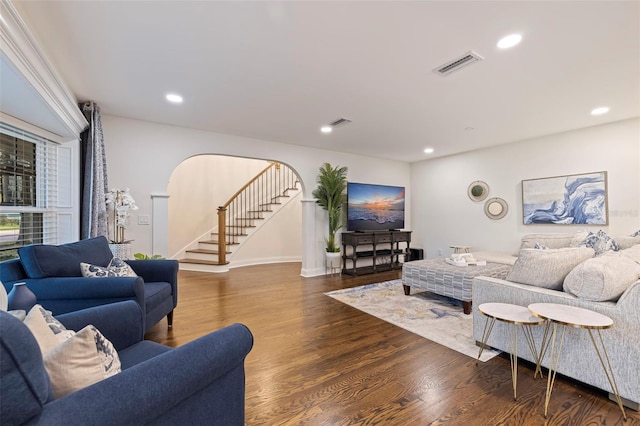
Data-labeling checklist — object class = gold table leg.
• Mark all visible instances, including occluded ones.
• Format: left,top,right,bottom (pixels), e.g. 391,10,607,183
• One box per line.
477,316,496,361
588,329,627,420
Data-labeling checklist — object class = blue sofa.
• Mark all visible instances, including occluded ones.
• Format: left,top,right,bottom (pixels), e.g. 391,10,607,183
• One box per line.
0,236,178,333
0,301,254,425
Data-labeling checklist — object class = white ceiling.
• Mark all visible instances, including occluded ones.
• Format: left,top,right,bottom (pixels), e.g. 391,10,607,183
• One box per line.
11,1,640,162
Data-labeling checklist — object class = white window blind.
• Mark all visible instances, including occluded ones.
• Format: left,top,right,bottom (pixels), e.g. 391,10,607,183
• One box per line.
0,123,59,259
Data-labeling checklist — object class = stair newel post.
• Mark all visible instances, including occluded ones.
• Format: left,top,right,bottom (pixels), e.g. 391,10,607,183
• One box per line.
217,206,227,264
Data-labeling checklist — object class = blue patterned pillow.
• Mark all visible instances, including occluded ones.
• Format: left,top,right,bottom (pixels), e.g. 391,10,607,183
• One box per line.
80,257,137,278
580,230,618,256
534,242,549,250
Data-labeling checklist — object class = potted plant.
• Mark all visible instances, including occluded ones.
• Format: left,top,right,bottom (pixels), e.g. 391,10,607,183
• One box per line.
312,163,348,271
105,188,139,259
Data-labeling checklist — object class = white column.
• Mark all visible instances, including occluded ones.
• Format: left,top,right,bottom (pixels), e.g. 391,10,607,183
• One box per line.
151,193,170,257
300,199,321,277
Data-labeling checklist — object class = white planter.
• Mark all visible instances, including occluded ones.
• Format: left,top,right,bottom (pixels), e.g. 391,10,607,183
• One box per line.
325,251,342,275
109,243,133,260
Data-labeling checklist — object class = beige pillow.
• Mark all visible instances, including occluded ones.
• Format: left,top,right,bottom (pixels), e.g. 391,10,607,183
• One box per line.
23,305,74,355
44,325,121,398
507,247,594,289
563,251,640,301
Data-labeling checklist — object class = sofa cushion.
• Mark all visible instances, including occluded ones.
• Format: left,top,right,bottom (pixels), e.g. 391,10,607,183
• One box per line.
144,282,172,313
519,233,576,250
563,251,640,301
81,258,137,278
19,236,114,278
44,325,121,398
0,311,53,425
614,235,640,250
507,247,594,289
621,244,640,263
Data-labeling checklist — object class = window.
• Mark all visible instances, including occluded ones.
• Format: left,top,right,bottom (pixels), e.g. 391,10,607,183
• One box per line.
0,124,58,261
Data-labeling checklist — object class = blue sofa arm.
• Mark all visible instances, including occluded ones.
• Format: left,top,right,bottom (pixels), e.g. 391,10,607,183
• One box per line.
0,258,27,283
126,259,179,307
32,323,254,426
56,301,144,351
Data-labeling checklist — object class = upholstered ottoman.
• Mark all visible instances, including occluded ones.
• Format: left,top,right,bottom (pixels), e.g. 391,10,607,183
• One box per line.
401,258,512,314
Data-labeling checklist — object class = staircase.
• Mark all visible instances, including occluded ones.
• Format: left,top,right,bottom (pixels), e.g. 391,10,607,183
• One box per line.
178,162,300,272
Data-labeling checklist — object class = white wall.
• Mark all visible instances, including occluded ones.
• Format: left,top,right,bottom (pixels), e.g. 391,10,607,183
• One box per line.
411,118,640,258
101,114,411,276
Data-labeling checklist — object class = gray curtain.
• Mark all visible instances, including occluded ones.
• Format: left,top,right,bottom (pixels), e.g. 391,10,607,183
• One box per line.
79,101,109,240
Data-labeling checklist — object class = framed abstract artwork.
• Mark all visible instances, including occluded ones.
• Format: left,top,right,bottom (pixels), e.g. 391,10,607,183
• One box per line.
522,171,608,225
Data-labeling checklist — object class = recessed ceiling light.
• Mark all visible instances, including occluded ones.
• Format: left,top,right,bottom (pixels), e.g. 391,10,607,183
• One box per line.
591,106,610,116
320,126,333,134
497,34,522,49
424,148,434,154
166,93,183,103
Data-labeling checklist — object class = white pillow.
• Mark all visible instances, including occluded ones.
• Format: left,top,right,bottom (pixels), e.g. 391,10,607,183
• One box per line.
81,257,137,278
563,251,640,301
23,305,74,355
507,247,595,290
44,325,121,398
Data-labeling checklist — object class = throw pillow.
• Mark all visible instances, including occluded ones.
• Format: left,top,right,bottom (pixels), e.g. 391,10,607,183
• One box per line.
534,242,549,250
44,325,121,398
563,251,640,301
580,230,618,256
507,247,595,290
23,305,75,355
632,230,640,237
81,257,137,278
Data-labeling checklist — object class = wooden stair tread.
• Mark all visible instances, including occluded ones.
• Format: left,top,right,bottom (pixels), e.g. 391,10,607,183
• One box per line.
200,239,239,245
186,248,231,255
178,258,229,265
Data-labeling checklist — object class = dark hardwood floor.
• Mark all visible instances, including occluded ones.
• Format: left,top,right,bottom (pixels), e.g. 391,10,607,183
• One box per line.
145,263,638,425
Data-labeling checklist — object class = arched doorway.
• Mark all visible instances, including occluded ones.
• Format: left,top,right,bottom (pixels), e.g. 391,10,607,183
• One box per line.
167,155,303,271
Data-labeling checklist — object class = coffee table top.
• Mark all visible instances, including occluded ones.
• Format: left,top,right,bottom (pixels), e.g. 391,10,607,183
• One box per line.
528,303,613,329
479,303,546,325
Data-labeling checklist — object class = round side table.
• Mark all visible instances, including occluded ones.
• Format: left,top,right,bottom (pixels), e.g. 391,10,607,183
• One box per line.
528,303,626,420
477,303,546,400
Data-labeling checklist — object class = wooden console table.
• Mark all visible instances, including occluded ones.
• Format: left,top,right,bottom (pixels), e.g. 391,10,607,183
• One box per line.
341,231,411,276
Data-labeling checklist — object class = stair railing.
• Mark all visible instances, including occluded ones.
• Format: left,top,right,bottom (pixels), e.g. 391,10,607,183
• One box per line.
217,162,298,264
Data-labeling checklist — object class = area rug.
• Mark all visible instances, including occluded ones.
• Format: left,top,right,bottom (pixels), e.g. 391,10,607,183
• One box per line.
325,279,500,362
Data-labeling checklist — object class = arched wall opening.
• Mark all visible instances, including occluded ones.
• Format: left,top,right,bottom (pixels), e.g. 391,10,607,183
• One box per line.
167,154,304,269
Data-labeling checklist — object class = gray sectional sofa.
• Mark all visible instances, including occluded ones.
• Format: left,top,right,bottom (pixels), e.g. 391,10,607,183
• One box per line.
471,232,640,410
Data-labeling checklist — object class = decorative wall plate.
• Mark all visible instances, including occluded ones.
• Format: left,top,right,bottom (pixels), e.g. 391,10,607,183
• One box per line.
484,197,508,220
468,181,489,202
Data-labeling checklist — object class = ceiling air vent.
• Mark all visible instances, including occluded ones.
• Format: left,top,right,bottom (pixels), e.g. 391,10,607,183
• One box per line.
433,51,484,76
329,118,352,128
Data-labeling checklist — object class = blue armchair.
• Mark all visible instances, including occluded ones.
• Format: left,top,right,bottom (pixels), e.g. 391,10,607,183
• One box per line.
0,301,254,425
0,237,178,333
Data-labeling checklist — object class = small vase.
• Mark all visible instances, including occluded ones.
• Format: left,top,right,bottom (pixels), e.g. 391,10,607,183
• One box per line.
109,243,133,260
7,282,37,311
